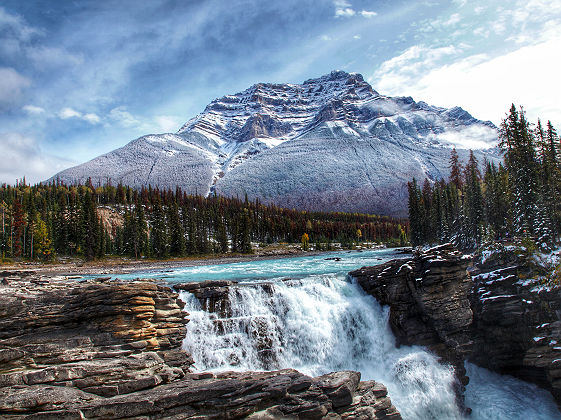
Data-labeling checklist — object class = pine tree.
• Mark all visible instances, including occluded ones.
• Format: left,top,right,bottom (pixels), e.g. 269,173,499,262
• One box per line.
150,197,169,258
168,202,186,257
463,150,484,247
80,189,100,260
215,214,229,253
12,197,25,258
449,148,463,190
499,105,539,237
407,179,423,246
239,209,252,254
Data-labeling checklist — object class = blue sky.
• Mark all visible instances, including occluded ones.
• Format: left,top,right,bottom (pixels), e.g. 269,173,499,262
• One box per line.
1,0,560,183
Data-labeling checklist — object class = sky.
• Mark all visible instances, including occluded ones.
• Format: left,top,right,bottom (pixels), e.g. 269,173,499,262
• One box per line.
1,0,560,184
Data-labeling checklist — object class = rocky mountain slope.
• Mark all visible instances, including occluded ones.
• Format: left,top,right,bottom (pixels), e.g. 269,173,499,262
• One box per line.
50,70,500,216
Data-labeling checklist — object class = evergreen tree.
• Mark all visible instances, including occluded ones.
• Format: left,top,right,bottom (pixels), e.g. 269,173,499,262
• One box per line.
449,148,463,190
12,196,25,258
239,209,252,254
499,105,539,236
150,197,169,258
80,189,100,260
463,150,484,247
407,179,423,246
215,214,229,253
168,202,186,257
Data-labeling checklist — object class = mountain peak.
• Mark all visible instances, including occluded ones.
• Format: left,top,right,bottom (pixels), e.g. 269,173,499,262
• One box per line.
51,71,500,216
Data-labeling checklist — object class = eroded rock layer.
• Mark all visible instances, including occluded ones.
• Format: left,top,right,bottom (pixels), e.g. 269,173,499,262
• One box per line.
470,250,561,403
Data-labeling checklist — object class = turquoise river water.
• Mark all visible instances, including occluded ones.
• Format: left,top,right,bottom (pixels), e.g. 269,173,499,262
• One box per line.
113,249,561,419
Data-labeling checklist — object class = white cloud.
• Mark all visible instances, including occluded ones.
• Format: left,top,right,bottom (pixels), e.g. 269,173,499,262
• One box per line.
109,106,141,127
83,113,101,124
335,8,355,17
370,45,462,93
436,125,498,149
154,115,182,132
22,105,45,115
58,107,82,119
360,11,377,18
443,13,460,26
333,1,376,18
353,35,361,40
108,106,181,133
58,107,101,124
0,132,75,184
27,46,84,68
371,37,561,125
333,0,355,17
0,67,31,110
0,7,40,43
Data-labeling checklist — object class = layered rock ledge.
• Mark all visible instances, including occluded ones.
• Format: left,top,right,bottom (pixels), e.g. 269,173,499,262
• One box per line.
0,272,401,419
349,243,561,408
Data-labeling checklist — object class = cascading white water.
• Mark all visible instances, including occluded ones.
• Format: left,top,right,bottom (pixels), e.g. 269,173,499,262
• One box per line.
181,274,462,419
125,249,559,420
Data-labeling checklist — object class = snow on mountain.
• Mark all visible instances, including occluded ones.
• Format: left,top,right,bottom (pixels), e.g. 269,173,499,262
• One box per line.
49,70,500,216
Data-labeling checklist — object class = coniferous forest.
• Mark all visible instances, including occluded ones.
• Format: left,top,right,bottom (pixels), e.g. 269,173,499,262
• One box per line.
408,105,560,250
0,181,407,262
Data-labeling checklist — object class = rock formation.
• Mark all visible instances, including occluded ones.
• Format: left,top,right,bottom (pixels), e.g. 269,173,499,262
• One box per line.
0,272,401,419
469,247,561,403
350,243,561,408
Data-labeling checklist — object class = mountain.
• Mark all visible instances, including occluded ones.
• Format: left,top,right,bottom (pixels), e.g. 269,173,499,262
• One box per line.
50,70,500,216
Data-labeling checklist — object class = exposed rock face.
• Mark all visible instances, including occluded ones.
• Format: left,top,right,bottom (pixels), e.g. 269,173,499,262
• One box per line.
175,279,239,316
0,272,401,419
0,273,193,402
349,244,474,411
470,250,561,403
350,243,561,408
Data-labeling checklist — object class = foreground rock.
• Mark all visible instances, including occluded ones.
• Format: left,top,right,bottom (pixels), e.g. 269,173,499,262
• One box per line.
0,273,401,419
350,243,561,408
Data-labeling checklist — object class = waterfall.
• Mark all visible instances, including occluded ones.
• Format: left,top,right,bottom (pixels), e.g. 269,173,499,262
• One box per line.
171,250,561,420
181,274,462,419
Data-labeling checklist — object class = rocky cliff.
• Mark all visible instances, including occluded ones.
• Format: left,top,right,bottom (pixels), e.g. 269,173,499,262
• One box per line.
0,272,401,419
349,244,473,412
469,247,561,404
349,243,561,408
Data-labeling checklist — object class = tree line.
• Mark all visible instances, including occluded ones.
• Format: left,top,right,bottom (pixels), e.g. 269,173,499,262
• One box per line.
408,105,559,250
0,181,407,261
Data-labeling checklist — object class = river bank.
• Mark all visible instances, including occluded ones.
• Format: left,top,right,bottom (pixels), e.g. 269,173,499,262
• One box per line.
0,248,331,276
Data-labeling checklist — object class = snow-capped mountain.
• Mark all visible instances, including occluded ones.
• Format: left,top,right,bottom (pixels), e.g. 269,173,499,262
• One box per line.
50,71,500,216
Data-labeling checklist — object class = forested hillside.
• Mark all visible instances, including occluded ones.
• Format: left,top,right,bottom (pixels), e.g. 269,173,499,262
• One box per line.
0,181,407,261
408,105,559,250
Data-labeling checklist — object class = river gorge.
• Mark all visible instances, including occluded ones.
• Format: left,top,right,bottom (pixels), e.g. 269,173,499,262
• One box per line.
1,247,560,419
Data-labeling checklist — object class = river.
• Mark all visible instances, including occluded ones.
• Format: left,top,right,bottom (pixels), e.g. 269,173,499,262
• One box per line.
118,249,561,419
